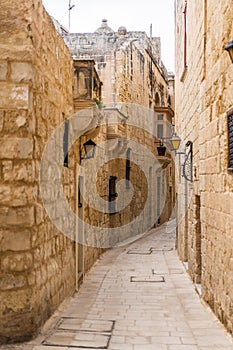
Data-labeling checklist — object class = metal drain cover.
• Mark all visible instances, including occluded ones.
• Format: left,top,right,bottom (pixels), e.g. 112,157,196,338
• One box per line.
43,331,110,348
130,275,165,283
57,318,114,334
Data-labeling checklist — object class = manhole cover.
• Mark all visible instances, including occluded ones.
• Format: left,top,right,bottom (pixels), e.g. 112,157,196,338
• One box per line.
130,275,165,283
43,331,110,348
57,318,114,334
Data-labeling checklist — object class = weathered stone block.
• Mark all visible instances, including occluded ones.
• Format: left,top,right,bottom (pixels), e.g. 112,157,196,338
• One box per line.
0,274,26,290
0,83,29,109
1,252,33,272
0,288,32,314
0,229,31,251
0,138,33,159
2,110,29,135
0,63,7,81
0,184,35,206
10,62,33,83
2,160,35,182
0,206,34,227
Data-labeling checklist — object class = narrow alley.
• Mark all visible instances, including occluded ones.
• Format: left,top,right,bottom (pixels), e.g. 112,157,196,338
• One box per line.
5,220,233,350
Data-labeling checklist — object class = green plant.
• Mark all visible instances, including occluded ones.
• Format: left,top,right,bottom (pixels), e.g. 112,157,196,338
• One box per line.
93,97,105,109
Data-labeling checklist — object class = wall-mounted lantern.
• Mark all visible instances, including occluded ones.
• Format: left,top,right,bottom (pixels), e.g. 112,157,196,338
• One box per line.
157,140,167,156
170,133,182,151
157,132,193,182
80,139,96,160
225,40,233,63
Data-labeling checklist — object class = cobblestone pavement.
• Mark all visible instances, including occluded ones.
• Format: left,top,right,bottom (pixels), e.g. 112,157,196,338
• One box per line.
2,220,233,350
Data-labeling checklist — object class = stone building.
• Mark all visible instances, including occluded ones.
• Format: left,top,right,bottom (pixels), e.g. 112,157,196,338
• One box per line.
175,0,233,334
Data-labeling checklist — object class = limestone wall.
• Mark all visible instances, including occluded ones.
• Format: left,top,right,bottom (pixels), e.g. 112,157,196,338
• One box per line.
0,0,75,343
175,0,233,334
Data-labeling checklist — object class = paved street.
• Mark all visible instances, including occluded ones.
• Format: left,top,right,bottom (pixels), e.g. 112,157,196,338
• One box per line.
3,220,233,350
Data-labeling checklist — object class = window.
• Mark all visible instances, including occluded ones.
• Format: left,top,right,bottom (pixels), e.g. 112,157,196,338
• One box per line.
78,176,83,208
157,114,164,139
126,148,131,189
79,37,87,45
157,124,164,139
63,119,69,167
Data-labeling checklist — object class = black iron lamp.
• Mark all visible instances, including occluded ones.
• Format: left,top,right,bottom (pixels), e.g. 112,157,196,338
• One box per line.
157,140,167,156
81,139,96,159
225,40,233,63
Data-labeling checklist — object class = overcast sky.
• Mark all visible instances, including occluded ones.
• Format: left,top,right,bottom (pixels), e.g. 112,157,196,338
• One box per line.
42,0,175,72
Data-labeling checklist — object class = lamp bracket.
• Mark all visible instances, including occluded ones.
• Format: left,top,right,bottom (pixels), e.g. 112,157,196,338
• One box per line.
182,141,193,182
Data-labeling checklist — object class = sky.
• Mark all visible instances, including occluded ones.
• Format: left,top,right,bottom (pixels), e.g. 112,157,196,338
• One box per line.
42,0,175,72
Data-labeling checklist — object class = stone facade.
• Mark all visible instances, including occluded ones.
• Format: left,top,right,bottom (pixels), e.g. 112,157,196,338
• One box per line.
175,0,233,334
0,0,103,344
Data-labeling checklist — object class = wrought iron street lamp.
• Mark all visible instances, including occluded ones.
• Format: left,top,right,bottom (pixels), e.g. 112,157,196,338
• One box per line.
225,41,233,63
171,134,193,182
80,139,96,160
157,140,167,156
170,133,182,151
156,132,193,182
